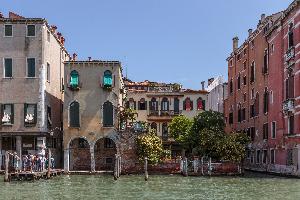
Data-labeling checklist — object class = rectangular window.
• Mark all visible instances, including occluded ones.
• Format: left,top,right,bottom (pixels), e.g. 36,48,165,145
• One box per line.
288,115,294,135
263,123,268,140
287,149,293,166
243,76,247,85
27,25,36,37
256,150,261,164
271,121,276,139
4,58,12,78
250,62,255,83
241,108,246,121
270,149,275,164
286,76,294,99
106,157,113,164
237,76,241,90
4,24,13,37
230,80,233,94
47,63,50,82
262,150,267,164
27,58,36,77
263,50,268,74
1,104,14,125
229,113,233,124
24,103,37,126
250,104,255,118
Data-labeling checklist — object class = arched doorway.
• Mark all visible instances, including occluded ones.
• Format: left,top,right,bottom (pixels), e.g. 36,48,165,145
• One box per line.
69,138,91,171
94,138,117,171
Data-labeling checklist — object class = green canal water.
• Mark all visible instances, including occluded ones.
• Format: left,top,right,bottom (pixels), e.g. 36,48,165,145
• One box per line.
0,173,300,200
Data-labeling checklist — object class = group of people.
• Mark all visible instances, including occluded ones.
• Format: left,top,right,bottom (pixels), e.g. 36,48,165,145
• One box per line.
22,154,55,172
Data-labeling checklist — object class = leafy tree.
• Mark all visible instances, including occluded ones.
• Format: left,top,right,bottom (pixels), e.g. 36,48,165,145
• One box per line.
192,110,225,133
136,132,163,165
168,115,193,147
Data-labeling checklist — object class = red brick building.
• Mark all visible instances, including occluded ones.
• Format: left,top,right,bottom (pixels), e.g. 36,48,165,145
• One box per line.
224,0,300,176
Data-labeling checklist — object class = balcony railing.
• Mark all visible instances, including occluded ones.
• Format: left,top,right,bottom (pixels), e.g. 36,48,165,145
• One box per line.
285,47,295,62
148,110,182,117
283,98,295,113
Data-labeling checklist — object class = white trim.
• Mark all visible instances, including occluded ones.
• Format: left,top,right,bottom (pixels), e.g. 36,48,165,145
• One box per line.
26,24,36,37
3,24,13,37
26,57,36,78
271,121,276,139
3,58,13,78
270,148,276,164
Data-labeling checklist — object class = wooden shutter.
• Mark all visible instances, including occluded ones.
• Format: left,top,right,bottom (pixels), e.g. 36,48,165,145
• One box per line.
70,102,80,127
103,102,113,127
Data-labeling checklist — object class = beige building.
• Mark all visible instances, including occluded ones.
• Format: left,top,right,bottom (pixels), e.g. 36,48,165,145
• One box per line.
0,12,69,168
63,60,124,172
124,79,208,157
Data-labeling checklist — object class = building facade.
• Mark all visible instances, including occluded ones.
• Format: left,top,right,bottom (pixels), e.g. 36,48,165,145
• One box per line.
224,0,300,176
124,79,208,157
206,76,228,113
63,60,124,172
0,12,69,169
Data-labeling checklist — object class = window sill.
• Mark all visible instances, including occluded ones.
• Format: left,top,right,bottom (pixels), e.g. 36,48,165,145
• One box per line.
4,35,13,38
26,35,36,38
1,123,13,126
24,124,37,127
103,126,114,128
26,77,38,79
3,77,13,79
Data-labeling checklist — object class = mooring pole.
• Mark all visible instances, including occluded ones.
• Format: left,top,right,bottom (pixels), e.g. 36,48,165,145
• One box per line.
114,154,118,180
208,157,212,176
47,148,51,179
183,157,188,177
201,157,204,175
4,151,10,182
117,156,121,178
144,157,148,181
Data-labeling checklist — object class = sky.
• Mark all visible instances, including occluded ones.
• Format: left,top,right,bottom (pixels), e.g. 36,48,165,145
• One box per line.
1,0,293,89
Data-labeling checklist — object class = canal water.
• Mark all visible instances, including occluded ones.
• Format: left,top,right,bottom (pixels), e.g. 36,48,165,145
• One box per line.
0,173,300,200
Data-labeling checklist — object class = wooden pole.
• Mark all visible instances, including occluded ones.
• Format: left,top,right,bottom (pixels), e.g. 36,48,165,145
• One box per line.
201,157,204,175
4,151,10,182
117,156,121,178
47,149,51,179
208,157,212,176
114,154,118,180
144,157,148,181
183,157,188,177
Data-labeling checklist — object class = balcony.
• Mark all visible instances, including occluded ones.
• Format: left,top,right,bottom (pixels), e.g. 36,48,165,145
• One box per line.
283,99,295,113
285,47,295,62
148,110,182,118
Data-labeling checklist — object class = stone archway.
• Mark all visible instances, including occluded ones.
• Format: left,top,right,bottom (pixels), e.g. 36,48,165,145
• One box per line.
69,137,91,171
94,137,117,171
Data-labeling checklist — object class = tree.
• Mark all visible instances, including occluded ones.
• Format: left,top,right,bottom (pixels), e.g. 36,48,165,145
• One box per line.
136,131,163,165
168,115,193,148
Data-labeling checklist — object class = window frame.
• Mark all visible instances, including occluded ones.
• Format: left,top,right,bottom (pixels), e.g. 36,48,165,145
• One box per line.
26,57,36,78
3,58,13,78
270,149,275,164
46,62,50,82
24,103,37,126
271,121,276,139
68,101,80,128
4,24,13,37
1,104,14,125
26,24,36,37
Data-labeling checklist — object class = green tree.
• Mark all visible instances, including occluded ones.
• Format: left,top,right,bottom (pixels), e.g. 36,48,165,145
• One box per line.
168,115,193,147
136,131,163,165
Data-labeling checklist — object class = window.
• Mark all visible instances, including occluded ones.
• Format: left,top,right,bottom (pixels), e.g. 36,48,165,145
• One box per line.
285,76,294,99
237,75,241,90
27,58,35,77
256,150,261,164
162,122,168,140
237,104,241,123
104,138,115,148
4,58,12,78
70,70,79,89
138,98,146,110
237,54,241,60
243,76,247,86
247,127,255,141
27,25,36,37
271,121,276,139
150,122,157,134
128,98,136,110
24,103,37,125
4,24,12,37
251,40,255,49
262,150,267,164
254,93,259,116
103,70,112,88
243,61,247,70
69,101,80,128
270,149,275,164
241,108,246,121
263,50,268,74
250,104,255,118
161,97,169,111
197,97,205,110
229,59,233,66
243,48,247,56
78,138,89,148
150,98,158,111
1,104,14,125
263,123,268,140
103,101,113,127
288,23,294,48
287,149,293,166
183,97,193,111
250,61,255,83
251,88,254,99
271,44,274,54
47,106,52,128
270,91,273,104
229,112,233,124
174,97,180,114
243,93,247,102
263,89,269,114
105,157,113,164
229,80,233,94
288,115,294,135
47,63,50,82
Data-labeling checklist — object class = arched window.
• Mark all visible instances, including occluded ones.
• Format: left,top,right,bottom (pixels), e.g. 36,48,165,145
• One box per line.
161,97,169,111
162,122,168,140
183,97,193,111
138,98,146,110
128,98,136,110
197,97,205,110
69,101,80,127
70,70,79,88
103,70,112,87
263,88,269,114
103,101,113,127
250,62,255,83
150,122,157,133
174,97,180,114
150,97,158,111
254,93,259,116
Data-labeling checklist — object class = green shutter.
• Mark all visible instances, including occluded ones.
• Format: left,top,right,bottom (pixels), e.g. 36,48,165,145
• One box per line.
70,102,80,127
103,71,112,87
70,71,79,88
103,101,113,127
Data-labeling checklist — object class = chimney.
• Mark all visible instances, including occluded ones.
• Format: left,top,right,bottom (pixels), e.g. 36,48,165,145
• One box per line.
261,14,266,22
72,53,77,61
233,36,239,51
88,57,92,61
201,81,205,90
9,11,24,19
208,78,215,86
248,29,253,36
